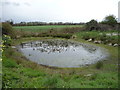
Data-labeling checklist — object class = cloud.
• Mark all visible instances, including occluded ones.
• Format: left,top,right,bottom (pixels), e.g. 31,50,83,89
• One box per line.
24,2,31,6
13,2,20,6
1,1,31,6
2,1,11,5
4,2,11,5
2,1,20,6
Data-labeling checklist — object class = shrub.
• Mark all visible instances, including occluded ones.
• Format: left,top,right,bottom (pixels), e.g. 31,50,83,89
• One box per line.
52,33,72,39
38,33,72,39
86,19,99,31
2,23,16,38
101,15,117,27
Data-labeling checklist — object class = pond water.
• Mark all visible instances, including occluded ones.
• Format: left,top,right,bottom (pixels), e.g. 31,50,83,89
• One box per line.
18,39,109,68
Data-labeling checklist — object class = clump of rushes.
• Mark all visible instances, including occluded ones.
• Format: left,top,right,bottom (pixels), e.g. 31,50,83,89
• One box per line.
96,61,103,69
2,34,12,47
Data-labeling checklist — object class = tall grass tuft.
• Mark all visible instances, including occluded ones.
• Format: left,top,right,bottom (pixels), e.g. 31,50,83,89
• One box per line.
96,61,103,69
43,75,60,88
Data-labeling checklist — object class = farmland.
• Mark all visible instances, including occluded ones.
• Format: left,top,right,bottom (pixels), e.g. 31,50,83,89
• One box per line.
13,25,83,32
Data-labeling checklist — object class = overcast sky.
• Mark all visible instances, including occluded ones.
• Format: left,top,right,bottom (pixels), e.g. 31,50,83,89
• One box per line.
0,0,119,23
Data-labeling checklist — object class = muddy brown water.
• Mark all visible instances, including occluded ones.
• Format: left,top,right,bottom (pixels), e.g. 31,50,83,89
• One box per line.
18,39,109,68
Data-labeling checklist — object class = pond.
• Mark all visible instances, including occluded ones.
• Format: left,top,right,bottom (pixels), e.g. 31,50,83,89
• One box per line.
18,39,109,68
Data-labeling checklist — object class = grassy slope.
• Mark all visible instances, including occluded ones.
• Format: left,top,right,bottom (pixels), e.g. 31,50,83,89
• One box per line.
2,36,118,88
76,30,118,44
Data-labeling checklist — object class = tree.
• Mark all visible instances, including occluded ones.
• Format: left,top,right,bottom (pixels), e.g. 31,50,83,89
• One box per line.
86,19,99,31
101,15,117,27
6,19,14,25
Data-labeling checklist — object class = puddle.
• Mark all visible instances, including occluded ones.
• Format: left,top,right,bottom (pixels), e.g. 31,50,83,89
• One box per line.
18,39,109,68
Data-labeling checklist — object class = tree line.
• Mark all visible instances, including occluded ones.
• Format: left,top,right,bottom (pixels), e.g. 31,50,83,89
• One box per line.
6,20,85,26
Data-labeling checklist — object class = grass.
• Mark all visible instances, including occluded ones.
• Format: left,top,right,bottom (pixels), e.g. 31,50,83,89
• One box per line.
75,30,118,44
2,36,118,88
2,63,118,88
2,57,18,68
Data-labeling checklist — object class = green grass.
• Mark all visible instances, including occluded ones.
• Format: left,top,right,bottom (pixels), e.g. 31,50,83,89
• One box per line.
2,36,118,88
13,25,83,32
3,64,118,88
75,30,118,44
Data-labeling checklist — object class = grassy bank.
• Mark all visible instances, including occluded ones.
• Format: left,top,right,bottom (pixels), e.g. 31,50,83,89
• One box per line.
2,36,118,88
75,30,118,45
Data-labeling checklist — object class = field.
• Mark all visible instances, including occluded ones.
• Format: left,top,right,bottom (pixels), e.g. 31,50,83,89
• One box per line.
13,25,118,45
2,25,119,88
13,25,83,32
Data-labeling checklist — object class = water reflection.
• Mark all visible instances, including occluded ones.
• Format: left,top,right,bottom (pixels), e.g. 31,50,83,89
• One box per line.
20,40,96,54
19,39,109,68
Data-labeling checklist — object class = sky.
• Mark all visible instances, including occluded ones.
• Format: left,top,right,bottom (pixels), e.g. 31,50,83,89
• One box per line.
118,1,120,22
0,0,120,23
